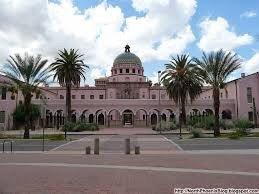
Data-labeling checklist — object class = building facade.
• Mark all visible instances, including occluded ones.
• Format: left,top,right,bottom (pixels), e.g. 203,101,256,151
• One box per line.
0,45,258,130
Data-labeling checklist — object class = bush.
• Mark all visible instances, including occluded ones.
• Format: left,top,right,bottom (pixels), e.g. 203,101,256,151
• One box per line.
228,132,241,139
220,120,235,130
188,115,215,130
190,128,203,138
154,121,176,131
62,122,99,132
234,119,254,130
13,103,41,122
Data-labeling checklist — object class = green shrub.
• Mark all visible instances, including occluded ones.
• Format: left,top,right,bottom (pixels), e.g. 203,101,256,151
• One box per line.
62,122,76,132
234,119,254,130
191,128,203,138
13,103,40,122
155,121,176,131
62,122,99,132
220,120,235,130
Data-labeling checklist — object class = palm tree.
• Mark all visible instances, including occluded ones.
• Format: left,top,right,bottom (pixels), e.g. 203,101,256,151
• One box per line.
50,49,88,137
194,50,241,137
161,55,203,126
1,53,50,138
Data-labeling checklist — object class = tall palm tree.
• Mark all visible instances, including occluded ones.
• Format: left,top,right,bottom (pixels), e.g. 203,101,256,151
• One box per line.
194,50,241,137
50,49,88,135
1,53,50,138
161,54,203,125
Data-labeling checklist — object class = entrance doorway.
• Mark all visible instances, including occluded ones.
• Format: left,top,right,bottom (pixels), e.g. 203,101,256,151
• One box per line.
122,109,133,127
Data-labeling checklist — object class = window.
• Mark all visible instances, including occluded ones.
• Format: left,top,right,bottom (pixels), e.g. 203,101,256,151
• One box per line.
81,95,85,99
120,69,123,73
72,95,76,99
126,69,129,73
60,95,64,99
99,95,104,99
248,111,253,121
132,69,135,73
152,94,156,99
247,87,252,103
0,111,5,123
142,93,145,98
138,70,140,74
90,95,94,99
226,90,228,99
1,87,6,100
114,69,117,74
161,94,165,99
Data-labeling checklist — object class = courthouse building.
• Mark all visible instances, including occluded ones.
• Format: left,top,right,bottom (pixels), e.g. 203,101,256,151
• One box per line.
0,45,259,130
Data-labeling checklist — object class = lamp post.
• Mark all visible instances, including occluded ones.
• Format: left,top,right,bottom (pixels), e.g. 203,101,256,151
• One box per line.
158,71,162,133
41,105,46,152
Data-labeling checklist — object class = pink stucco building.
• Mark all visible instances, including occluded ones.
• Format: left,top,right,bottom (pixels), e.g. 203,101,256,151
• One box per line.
0,45,258,130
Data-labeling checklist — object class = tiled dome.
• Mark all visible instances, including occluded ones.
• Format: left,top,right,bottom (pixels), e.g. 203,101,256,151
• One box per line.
113,45,142,66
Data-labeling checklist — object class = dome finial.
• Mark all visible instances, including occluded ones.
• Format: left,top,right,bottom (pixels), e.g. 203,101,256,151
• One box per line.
125,44,130,53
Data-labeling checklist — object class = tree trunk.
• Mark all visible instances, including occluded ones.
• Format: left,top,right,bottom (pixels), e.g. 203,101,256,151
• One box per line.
66,83,72,122
213,88,220,137
181,96,186,125
23,93,32,139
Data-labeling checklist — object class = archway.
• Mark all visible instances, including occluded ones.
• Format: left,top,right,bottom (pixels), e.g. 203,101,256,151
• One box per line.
161,113,166,122
151,113,158,125
98,113,104,125
205,109,214,115
71,110,77,123
135,109,148,127
89,114,94,123
122,109,134,126
222,110,232,119
108,109,120,127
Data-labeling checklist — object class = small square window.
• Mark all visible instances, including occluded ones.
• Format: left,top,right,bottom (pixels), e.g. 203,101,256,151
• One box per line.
60,95,64,99
72,95,76,99
114,70,117,74
99,95,104,99
126,69,129,73
152,94,156,99
81,95,85,99
132,69,135,73
90,95,94,99
120,69,123,73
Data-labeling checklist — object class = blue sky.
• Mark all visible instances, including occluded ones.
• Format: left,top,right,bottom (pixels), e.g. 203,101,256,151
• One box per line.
0,0,259,84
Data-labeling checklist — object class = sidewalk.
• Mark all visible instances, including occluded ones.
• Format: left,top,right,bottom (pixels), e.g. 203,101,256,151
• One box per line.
2,127,259,136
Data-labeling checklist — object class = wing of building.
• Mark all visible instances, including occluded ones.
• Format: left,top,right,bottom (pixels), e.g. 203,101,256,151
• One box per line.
0,45,258,130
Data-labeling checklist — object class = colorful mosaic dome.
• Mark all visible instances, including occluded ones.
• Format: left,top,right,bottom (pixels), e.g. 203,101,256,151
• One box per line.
113,45,142,66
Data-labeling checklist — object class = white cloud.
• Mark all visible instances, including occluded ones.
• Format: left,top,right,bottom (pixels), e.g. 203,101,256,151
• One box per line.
0,0,197,80
243,53,259,73
240,11,257,18
197,17,253,52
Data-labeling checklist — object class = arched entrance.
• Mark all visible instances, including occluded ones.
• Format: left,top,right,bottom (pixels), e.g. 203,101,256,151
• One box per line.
151,113,158,125
98,113,104,125
122,109,133,127
222,110,232,119
89,114,94,123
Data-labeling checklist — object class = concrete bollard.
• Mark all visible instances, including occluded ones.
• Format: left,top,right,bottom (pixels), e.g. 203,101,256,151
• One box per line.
125,138,130,154
85,146,91,155
135,146,140,155
94,138,99,155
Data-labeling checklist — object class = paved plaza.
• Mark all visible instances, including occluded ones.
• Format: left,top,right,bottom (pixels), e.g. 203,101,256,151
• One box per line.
1,128,259,193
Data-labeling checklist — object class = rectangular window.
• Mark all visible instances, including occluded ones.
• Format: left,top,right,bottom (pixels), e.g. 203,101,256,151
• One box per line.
60,95,64,99
99,95,104,99
248,111,253,121
132,69,135,73
81,95,85,99
1,87,6,100
0,111,5,123
114,70,117,74
152,94,156,99
72,95,76,99
90,95,94,99
126,69,129,73
247,87,252,103
120,69,123,73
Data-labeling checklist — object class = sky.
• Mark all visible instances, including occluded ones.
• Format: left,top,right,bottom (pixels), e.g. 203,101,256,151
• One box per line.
0,0,258,85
